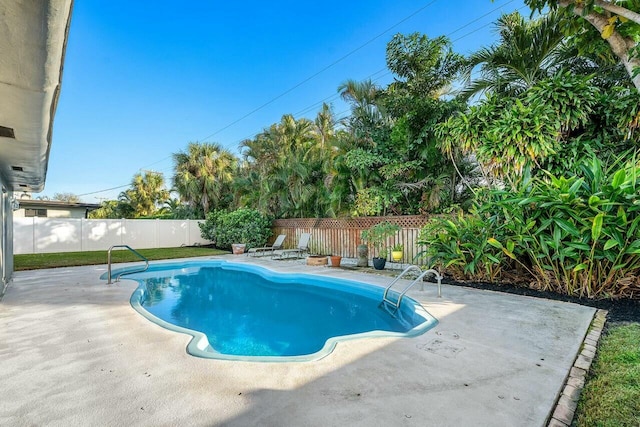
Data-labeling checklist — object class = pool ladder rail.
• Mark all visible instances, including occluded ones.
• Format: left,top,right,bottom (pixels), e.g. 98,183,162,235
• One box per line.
381,265,442,312
106,245,149,284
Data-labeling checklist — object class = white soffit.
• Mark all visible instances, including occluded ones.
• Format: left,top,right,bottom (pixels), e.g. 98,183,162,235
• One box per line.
0,0,73,192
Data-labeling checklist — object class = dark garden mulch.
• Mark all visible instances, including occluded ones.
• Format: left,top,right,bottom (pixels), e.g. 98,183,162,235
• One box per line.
443,278,640,324
339,264,639,324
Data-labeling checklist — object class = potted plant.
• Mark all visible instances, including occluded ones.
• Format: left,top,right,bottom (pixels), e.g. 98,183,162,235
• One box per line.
391,243,403,262
361,221,400,270
329,254,342,267
374,247,389,270
231,243,246,255
306,255,328,266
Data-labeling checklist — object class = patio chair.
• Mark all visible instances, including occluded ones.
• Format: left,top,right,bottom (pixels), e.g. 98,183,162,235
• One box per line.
247,234,286,257
273,233,311,259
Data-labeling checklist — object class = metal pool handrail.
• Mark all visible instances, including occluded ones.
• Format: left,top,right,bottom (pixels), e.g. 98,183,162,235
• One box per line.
381,265,442,311
107,245,149,284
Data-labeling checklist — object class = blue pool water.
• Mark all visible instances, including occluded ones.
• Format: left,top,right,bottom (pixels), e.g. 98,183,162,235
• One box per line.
106,260,437,361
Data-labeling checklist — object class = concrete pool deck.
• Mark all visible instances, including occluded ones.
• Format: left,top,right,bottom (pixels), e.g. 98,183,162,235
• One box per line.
0,256,596,426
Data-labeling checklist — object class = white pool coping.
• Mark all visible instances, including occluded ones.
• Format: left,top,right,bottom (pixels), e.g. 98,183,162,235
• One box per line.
116,259,439,362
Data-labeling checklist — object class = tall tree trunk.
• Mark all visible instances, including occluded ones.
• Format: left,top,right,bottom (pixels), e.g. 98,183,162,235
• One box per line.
560,0,640,92
593,0,640,25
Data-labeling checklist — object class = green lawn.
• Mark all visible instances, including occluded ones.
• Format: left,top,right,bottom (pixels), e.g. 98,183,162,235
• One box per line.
575,323,640,427
14,246,228,270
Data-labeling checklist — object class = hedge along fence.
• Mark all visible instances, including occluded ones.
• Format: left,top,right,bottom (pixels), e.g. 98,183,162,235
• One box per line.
272,215,431,263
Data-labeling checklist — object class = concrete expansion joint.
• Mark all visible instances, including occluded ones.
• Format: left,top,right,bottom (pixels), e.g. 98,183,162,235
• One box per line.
546,309,608,427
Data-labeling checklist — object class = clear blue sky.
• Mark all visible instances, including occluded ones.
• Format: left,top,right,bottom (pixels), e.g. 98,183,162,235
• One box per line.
43,0,529,202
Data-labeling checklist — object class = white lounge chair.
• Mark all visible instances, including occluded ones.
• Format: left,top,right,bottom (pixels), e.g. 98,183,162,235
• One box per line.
273,233,311,259
247,234,286,257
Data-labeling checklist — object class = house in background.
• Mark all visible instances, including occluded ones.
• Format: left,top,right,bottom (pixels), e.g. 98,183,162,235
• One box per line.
14,198,100,219
0,1,74,295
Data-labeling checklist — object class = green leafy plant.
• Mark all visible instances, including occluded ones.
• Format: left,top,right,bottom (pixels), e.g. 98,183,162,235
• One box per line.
392,243,404,251
419,153,640,298
484,154,640,298
199,208,272,250
416,209,506,282
361,221,400,259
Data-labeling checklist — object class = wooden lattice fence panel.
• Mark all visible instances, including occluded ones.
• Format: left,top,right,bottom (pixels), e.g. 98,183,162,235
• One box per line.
272,215,431,263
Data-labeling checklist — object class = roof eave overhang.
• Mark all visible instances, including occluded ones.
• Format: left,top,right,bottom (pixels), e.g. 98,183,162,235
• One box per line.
0,0,74,192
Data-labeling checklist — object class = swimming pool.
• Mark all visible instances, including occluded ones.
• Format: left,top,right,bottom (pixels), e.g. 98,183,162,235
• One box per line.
105,260,438,362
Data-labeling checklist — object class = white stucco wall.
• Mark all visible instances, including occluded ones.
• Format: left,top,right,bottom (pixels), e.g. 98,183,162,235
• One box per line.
13,207,90,219
1,183,14,295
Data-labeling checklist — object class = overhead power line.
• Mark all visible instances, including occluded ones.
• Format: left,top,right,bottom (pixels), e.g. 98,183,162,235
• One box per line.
196,0,442,142
214,0,521,149
196,0,518,143
75,0,522,198
77,184,130,198
130,2,448,178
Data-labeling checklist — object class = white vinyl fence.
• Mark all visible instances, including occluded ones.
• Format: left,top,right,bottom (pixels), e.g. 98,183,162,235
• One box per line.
13,218,212,254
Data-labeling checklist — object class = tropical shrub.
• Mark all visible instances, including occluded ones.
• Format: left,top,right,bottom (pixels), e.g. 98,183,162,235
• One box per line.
199,208,272,250
438,73,601,186
417,209,507,282
418,154,640,298
490,155,640,298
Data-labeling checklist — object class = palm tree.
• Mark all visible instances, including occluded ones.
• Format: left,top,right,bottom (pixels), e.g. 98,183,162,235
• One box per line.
238,113,333,218
314,103,336,148
269,115,326,217
385,33,464,98
461,11,569,100
230,162,255,208
338,79,380,106
172,142,237,215
338,79,386,147
119,171,169,218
